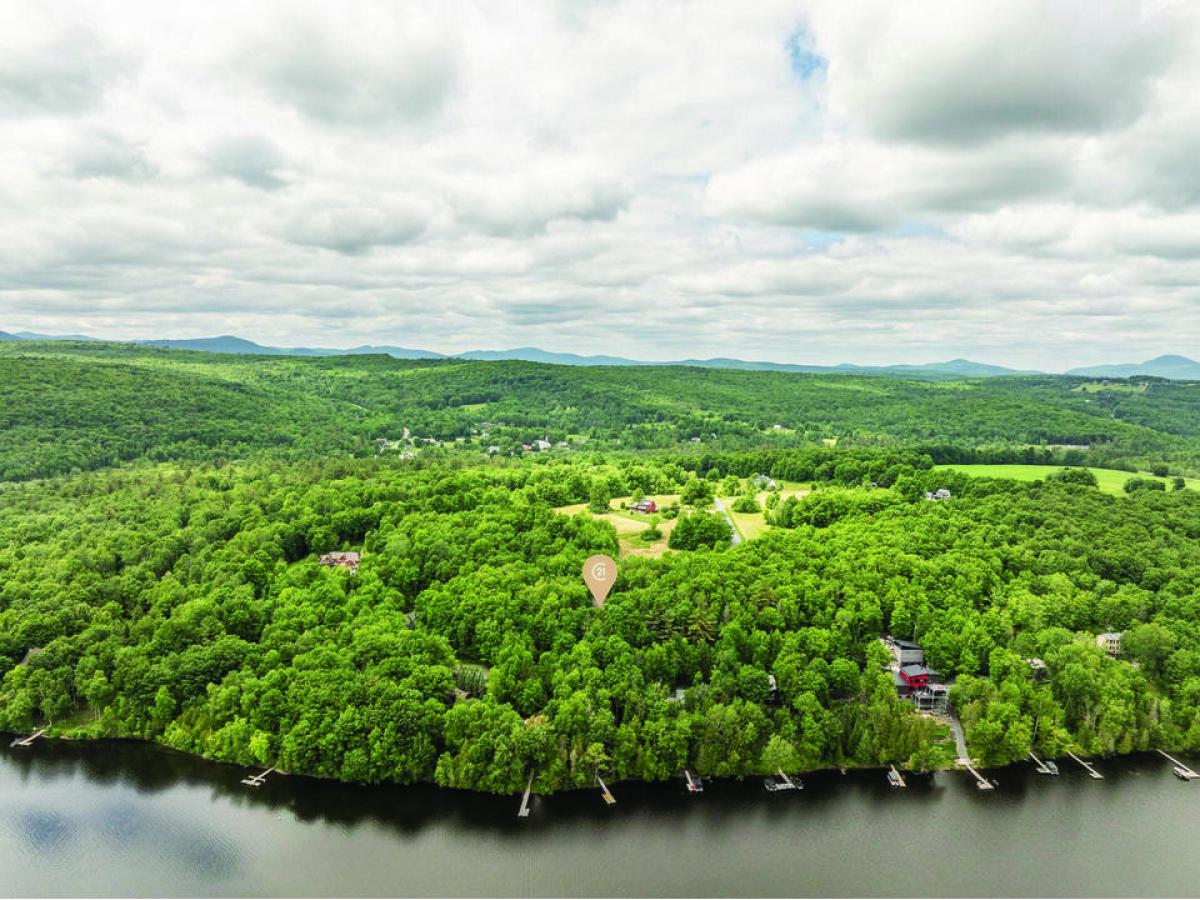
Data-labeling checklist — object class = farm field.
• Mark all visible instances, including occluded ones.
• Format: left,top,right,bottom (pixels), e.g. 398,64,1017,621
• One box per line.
934,464,1200,495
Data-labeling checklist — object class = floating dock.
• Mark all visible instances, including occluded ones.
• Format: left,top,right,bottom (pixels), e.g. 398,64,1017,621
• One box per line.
517,773,534,817
888,765,906,788
1067,752,1103,779
597,775,616,806
1156,749,1198,780
1029,752,1059,775
684,770,703,793
9,728,47,748
240,766,277,787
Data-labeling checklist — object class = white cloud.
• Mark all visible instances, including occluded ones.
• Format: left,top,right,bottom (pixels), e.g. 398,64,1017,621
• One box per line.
809,0,1179,146
0,0,1198,369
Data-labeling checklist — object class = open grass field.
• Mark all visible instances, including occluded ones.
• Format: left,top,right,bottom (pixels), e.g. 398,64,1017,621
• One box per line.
934,464,1200,496
558,486,814,550
555,495,683,558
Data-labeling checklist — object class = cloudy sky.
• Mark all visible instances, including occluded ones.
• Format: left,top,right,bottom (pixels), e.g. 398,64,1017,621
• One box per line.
2,0,1198,368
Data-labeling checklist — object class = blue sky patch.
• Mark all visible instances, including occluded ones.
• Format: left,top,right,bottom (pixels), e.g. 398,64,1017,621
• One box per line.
786,26,827,81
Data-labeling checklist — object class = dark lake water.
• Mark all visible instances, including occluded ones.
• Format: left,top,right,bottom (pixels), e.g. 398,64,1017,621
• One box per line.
2,738,1198,897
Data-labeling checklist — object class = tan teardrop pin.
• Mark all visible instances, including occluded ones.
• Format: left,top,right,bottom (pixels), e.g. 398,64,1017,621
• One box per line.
582,554,618,606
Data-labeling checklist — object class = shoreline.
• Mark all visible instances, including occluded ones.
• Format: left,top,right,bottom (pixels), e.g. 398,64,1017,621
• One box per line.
6,729,1196,798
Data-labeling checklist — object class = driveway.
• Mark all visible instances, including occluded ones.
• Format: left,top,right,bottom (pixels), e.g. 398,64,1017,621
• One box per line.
713,497,742,546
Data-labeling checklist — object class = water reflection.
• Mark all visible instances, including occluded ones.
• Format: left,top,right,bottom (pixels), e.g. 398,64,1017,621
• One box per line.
3,737,1199,898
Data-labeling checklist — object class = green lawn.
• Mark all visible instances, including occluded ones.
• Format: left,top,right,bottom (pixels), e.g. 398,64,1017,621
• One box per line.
934,464,1199,496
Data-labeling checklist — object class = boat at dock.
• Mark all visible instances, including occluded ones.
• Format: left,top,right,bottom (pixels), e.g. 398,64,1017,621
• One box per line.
763,772,802,792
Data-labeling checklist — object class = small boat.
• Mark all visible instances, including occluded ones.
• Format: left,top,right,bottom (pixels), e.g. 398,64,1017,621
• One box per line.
887,769,903,787
763,775,800,792
684,770,704,793
1042,760,1059,776
1172,765,1192,780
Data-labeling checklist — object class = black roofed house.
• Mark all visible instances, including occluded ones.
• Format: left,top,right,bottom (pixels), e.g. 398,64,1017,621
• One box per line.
884,636,924,666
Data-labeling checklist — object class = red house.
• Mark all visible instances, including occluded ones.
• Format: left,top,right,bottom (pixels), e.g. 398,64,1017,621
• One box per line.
896,664,939,691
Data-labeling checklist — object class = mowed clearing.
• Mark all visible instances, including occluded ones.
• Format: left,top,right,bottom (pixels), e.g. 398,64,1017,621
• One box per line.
724,484,811,540
555,495,681,558
557,486,812,550
934,464,1200,496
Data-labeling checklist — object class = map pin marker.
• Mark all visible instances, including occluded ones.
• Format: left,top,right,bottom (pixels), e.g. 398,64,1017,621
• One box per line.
582,554,618,607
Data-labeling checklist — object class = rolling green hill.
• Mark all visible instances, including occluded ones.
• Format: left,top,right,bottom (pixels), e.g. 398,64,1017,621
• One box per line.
3,341,1199,482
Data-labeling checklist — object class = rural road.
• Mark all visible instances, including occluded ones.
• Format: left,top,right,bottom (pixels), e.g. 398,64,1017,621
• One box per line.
713,497,742,546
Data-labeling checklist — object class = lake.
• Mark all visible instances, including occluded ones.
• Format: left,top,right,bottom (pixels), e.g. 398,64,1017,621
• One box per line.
2,739,1198,897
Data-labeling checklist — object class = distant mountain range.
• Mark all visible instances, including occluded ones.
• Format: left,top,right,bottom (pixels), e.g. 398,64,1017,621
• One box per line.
0,331,439,360
3,330,1197,379
1065,355,1200,380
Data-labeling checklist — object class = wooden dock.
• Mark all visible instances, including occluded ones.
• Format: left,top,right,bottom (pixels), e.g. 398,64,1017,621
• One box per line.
597,775,616,806
9,728,47,748
888,765,906,788
1156,749,1198,780
684,770,703,793
517,773,534,817
1067,751,1103,779
959,758,994,790
240,766,277,787
1029,752,1059,775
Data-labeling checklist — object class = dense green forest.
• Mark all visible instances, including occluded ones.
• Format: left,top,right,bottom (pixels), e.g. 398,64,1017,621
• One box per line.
3,342,1199,481
1,342,1199,791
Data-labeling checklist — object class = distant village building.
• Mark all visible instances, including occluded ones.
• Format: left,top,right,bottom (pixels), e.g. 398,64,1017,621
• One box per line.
486,445,501,455
319,551,361,573
532,439,551,451
925,488,952,501
1027,658,1048,680
771,424,785,431
751,473,778,490
1096,632,1123,657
